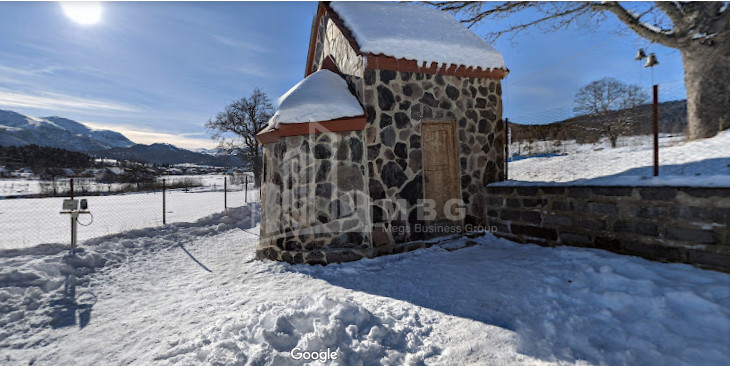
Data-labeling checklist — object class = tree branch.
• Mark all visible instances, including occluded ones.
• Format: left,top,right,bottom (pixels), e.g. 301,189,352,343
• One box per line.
488,3,592,39
592,1,681,48
655,1,684,25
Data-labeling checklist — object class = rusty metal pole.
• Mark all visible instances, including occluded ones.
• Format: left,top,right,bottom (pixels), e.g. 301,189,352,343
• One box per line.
162,179,166,225
653,85,659,176
504,118,509,180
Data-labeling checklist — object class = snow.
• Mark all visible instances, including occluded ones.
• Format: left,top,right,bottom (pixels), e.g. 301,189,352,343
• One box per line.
1,206,728,365
0,174,245,197
266,70,364,129
0,181,259,250
505,130,730,186
330,1,505,70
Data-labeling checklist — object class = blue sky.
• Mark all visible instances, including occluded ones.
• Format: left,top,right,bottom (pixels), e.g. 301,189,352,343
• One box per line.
0,1,686,149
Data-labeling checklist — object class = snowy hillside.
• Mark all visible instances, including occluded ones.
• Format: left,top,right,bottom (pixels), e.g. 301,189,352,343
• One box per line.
0,205,727,365
0,110,134,152
508,130,730,186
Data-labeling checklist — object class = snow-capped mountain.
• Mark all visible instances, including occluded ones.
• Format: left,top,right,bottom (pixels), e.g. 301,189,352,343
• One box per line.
0,109,243,166
0,110,135,152
193,147,228,156
93,143,244,166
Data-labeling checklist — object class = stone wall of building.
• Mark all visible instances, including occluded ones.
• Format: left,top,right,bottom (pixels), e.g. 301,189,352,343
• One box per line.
266,10,506,263
363,70,505,254
309,15,365,101
257,131,371,264
485,185,730,272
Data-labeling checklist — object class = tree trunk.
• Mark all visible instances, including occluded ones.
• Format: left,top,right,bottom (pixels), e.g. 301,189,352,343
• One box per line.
252,154,263,187
681,41,730,140
609,135,618,148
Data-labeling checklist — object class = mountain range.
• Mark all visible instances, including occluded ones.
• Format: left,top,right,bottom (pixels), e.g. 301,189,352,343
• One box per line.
93,143,243,166
0,110,134,151
0,109,242,167
509,100,688,144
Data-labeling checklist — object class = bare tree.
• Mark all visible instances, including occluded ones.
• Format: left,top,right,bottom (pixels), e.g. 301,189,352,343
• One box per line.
574,77,649,147
430,1,730,140
206,88,273,186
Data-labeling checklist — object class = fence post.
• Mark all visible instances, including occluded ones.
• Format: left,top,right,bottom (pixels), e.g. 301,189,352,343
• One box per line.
162,179,166,225
53,176,57,197
652,84,659,176
68,178,74,249
224,175,228,210
504,118,509,181
245,175,248,203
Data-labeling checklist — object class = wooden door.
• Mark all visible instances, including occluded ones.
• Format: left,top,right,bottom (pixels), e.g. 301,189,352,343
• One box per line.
422,121,460,221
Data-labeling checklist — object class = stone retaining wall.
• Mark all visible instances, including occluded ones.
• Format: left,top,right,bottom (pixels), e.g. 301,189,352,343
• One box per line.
485,185,730,272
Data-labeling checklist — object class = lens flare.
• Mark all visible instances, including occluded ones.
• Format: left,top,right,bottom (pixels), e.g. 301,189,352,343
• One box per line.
60,2,102,25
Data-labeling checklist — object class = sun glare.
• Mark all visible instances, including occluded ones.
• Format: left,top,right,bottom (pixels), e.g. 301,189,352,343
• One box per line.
60,2,102,25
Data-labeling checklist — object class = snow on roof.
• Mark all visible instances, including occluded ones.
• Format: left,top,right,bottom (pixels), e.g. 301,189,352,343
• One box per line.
267,69,364,129
330,1,505,70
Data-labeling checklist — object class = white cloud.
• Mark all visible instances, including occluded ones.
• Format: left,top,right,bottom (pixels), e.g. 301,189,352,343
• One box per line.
81,121,219,150
0,90,137,113
210,33,266,53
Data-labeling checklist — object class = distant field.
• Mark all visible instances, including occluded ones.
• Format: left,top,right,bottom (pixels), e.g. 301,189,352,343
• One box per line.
0,174,248,197
0,185,259,250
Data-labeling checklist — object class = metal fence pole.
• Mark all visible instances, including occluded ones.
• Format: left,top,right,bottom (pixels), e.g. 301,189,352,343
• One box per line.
224,175,228,210
69,178,74,249
245,175,248,203
162,178,166,225
652,84,659,176
504,118,509,180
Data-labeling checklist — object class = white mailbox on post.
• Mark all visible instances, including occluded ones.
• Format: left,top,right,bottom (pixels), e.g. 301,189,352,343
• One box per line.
60,198,91,252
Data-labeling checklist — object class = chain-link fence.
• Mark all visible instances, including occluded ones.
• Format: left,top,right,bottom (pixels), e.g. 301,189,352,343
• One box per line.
502,80,694,183
0,173,260,250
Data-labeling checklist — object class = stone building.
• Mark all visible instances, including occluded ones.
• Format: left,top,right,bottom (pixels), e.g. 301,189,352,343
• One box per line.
255,1,509,264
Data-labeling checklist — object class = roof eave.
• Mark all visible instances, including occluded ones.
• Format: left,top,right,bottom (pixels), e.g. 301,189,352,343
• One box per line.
256,115,367,145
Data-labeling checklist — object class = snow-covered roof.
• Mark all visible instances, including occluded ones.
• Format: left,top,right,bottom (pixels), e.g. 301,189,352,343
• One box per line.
266,69,364,129
329,1,505,70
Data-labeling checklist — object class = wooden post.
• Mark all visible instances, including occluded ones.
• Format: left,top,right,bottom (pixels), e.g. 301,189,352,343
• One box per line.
245,175,248,203
653,85,659,176
504,118,509,180
224,175,227,210
162,179,166,225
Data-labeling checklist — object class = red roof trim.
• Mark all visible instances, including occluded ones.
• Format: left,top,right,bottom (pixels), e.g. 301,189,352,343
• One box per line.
256,116,367,145
366,54,509,79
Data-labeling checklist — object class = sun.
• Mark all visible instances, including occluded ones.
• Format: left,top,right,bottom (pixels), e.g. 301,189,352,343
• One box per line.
60,2,102,25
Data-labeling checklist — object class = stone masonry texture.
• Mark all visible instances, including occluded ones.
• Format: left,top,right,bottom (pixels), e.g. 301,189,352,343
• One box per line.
257,9,505,264
485,185,730,272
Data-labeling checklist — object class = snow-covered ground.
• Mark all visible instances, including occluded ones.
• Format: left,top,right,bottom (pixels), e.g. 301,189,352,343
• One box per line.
1,205,727,365
508,130,730,185
509,134,685,157
0,186,259,250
